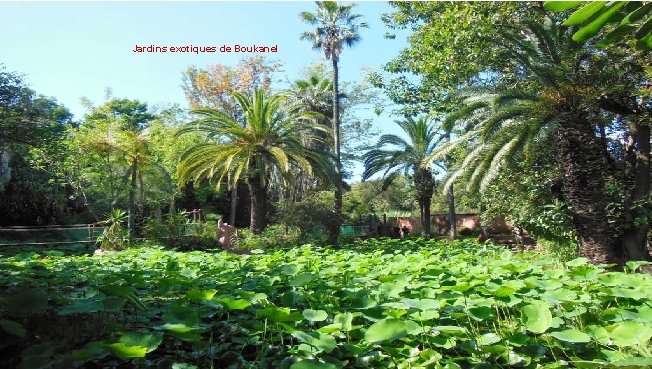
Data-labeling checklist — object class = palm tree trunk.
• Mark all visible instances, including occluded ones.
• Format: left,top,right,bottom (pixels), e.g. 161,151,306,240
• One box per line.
127,160,137,237
230,187,238,226
329,58,343,246
248,174,267,233
422,196,431,237
557,109,617,264
448,184,457,240
620,122,651,261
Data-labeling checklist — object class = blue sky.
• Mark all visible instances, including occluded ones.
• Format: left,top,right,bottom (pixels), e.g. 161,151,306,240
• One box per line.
0,1,408,119
1,1,411,179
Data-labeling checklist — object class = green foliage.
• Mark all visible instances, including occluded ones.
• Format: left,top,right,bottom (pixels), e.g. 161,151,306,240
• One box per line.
176,89,335,219
0,65,76,224
378,2,537,112
276,191,338,243
2,239,652,368
344,177,417,220
234,224,303,250
69,100,183,222
545,1,652,49
96,209,128,250
299,2,368,64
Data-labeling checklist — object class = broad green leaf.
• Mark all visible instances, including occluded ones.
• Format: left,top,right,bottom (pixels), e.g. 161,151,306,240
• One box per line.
432,325,467,335
573,2,627,42
608,321,652,347
290,273,315,287
290,359,337,369
544,1,582,12
621,3,652,25
59,298,102,315
260,306,303,323
172,364,198,369
303,309,328,322
334,312,353,331
65,342,109,361
477,332,501,346
119,332,162,353
281,264,301,275
102,296,126,312
105,342,147,358
608,357,652,368
636,34,652,50
521,301,553,334
365,319,407,343
635,15,652,39
550,329,591,343
186,289,217,302
468,306,494,321
154,323,200,333
291,330,337,352
6,288,48,317
0,319,26,337
564,2,607,26
215,297,250,310
402,298,439,311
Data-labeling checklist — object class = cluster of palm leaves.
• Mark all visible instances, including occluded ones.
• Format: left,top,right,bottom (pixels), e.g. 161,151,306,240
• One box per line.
177,89,335,232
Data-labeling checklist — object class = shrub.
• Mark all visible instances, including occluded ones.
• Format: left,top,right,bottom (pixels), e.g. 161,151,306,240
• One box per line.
96,209,129,250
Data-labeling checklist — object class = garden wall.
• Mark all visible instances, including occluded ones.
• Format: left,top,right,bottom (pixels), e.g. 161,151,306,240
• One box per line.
384,214,511,236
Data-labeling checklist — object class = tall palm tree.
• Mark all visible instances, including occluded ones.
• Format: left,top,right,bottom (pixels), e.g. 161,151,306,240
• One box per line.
363,116,443,236
300,1,368,245
283,72,335,202
177,89,333,233
425,21,623,264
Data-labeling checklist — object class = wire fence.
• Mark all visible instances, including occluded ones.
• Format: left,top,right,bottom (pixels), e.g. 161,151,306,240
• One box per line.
0,224,105,247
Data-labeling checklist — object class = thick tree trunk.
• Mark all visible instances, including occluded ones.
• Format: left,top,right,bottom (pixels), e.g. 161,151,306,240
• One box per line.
328,58,343,246
557,109,617,264
422,197,431,237
127,160,137,238
230,187,238,226
448,185,457,240
620,123,651,261
248,175,267,234
415,168,433,237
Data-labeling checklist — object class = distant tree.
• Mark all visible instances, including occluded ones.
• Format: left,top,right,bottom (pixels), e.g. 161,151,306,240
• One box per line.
177,89,334,233
182,56,282,225
300,1,368,245
76,99,175,236
363,116,443,236
0,66,76,225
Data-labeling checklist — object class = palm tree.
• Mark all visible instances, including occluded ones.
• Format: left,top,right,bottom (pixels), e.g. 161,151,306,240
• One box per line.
429,88,557,194
424,21,623,264
290,71,334,151
363,116,443,236
177,89,334,233
300,1,368,245
282,72,335,202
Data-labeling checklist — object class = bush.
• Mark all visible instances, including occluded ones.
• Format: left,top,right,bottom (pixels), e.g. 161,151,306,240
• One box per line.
537,236,580,261
276,192,338,244
234,225,302,250
143,211,218,251
96,209,129,250
158,235,216,251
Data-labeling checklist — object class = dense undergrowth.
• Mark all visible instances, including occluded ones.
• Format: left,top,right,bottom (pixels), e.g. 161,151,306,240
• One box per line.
1,239,651,369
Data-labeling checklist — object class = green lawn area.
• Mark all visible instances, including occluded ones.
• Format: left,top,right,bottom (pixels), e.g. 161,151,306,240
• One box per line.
1,239,652,369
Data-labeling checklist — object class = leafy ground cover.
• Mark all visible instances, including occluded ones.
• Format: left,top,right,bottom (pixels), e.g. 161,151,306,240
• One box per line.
1,239,652,369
